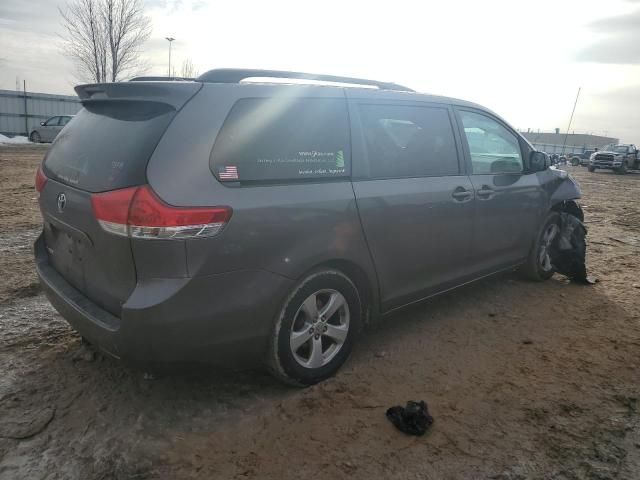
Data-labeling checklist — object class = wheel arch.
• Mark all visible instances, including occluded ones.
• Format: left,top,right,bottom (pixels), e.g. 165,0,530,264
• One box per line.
296,258,380,326
551,199,584,221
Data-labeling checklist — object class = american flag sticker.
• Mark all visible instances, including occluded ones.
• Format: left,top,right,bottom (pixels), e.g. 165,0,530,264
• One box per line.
218,165,239,180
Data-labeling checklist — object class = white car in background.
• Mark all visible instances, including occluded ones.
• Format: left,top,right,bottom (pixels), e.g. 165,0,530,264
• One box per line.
29,115,74,143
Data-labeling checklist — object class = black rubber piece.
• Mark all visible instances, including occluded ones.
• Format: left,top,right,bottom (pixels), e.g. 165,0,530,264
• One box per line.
386,400,434,436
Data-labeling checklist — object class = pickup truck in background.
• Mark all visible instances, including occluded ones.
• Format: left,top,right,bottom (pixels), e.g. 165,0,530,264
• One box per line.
588,144,639,174
578,150,596,166
559,150,594,166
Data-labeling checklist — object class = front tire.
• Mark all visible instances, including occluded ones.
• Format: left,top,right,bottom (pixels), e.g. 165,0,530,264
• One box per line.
588,166,596,172
615,162,628,174
267,270,362,386
29,131,41,143
520,213,561,281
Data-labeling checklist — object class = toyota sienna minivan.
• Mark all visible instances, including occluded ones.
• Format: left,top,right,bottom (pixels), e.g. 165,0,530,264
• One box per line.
34,69,583,385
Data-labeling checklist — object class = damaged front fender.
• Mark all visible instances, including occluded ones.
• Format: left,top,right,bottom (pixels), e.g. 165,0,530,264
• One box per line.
539,166,582,208
537,168,592,283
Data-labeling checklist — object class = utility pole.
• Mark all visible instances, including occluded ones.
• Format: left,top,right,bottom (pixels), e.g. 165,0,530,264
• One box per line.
23,80,28,137
165,37,175,77
561,87,581,155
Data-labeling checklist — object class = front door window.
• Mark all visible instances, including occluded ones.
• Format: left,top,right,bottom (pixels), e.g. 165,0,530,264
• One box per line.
459,111,523,174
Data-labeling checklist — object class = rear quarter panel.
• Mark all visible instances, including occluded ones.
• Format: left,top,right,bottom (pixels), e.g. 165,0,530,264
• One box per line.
146,84,378,288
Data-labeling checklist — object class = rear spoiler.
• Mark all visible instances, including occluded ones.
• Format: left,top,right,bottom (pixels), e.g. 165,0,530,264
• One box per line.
74,82,202,109
129,76,196,82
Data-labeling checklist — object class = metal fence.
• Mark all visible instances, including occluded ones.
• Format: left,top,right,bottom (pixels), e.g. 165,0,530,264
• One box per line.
529,143,587,155
0,89,81,137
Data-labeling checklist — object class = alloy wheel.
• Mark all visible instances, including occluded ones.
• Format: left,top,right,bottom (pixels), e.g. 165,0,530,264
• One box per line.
539,223,560,272
289,289,350,369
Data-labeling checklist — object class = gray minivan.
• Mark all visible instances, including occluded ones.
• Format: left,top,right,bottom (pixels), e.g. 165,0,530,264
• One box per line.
34,69,583,385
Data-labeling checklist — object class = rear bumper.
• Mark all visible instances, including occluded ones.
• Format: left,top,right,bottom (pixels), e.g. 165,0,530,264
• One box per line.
35,234,293,365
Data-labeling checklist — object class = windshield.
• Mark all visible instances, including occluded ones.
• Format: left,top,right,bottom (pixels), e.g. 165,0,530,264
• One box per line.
614,146,629,153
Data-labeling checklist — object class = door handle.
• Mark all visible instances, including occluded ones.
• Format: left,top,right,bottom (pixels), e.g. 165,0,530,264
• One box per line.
476,186,495,199
451,187,473,201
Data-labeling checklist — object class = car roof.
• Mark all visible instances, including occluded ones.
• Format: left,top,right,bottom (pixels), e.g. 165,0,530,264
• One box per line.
193,68,486,108
196,68,415,92
129,68,504,123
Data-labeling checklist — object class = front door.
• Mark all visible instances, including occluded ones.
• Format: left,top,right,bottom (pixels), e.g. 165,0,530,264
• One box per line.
349,100,475,310
456,109,544,273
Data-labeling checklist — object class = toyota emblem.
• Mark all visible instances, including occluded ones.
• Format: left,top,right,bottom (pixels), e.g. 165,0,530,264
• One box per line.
57,193,67,213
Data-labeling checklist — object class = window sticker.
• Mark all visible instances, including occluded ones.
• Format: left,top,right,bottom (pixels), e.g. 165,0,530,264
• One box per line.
240,150,346,178
218,165,239,180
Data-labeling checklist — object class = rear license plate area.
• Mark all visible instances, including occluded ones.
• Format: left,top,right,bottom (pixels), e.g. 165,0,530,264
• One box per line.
45,221,86,289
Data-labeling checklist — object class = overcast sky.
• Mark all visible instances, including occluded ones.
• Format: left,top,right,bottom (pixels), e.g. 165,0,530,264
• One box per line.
1,0,639,143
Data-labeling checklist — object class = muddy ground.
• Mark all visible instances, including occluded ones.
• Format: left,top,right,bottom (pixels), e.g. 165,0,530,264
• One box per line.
0,144,638,480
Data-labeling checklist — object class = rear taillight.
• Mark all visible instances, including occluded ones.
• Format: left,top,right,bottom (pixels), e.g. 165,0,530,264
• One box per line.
91,186,138,237
35,166,48,193
91,185,232,239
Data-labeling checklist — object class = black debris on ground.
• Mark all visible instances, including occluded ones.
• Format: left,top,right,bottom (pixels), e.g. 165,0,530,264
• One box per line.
386,400,434,436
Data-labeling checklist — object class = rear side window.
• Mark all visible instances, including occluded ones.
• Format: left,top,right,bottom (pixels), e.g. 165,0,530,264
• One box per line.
211,98,350,184
357,104,459,178
43,101,175,192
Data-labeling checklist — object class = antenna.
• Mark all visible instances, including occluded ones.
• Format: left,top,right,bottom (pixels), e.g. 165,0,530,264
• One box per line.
561,87,581,155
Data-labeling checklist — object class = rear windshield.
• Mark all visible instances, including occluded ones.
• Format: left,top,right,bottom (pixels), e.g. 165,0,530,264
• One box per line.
43,101,175,192
211,97,350,184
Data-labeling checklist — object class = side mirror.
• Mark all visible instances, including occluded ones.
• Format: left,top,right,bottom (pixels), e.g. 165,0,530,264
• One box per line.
40,122,45,126
529,151,549,172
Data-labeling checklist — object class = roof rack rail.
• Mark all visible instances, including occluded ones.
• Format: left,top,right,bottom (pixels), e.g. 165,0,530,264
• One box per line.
196,69,414,92
129,76,195,82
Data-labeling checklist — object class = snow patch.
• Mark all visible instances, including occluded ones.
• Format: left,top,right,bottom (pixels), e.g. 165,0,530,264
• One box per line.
0,134,31,145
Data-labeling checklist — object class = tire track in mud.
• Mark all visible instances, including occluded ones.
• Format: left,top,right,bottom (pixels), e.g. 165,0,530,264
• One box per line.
0,230,41,304
0,231,39,254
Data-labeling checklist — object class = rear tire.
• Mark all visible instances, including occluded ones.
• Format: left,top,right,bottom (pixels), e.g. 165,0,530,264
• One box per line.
520,212,561,282
267,270,362,386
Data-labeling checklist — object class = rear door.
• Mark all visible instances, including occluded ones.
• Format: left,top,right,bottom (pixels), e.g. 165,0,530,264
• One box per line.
41,116,60,142
39,82,201,315
50,116,65,139
349,99,474,310
54,116,72,140
455,108,544,273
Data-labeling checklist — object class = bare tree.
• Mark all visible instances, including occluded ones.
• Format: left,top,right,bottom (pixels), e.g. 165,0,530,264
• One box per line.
180,58,199,78
60,0,108,82
60,0,151,83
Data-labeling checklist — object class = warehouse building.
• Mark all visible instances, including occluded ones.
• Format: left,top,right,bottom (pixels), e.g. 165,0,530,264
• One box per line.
520,130,619,154
0,89,81,137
